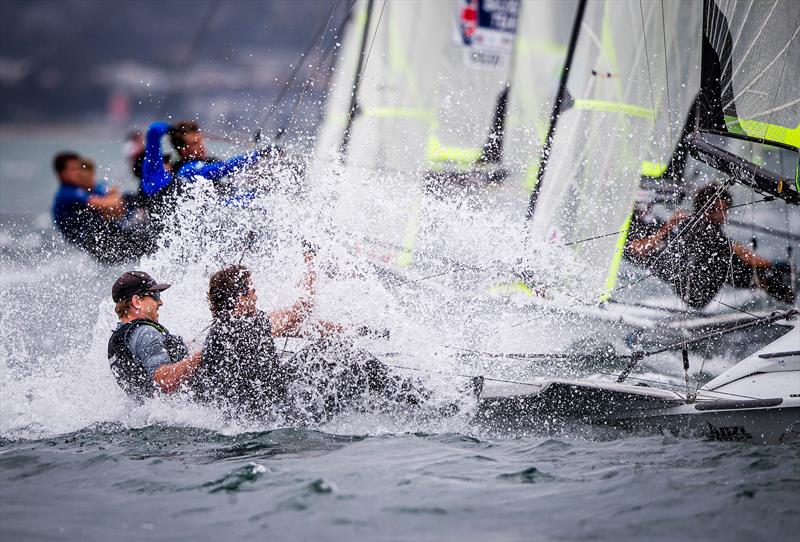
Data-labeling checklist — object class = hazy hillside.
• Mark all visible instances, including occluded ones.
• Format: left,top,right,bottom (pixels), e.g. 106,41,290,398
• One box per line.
0,0,344,127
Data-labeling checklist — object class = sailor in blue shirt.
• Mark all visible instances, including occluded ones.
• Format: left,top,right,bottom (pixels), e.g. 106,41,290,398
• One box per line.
141,120,265,218
51,152,156,264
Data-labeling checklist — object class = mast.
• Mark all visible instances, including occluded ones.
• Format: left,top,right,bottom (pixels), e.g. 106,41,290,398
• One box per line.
338,0,375,163
525,0,587,220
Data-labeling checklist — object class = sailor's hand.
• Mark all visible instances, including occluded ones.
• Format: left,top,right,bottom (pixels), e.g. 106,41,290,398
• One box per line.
301,239,318,258
148,121,173,137
257,145,280,160
666,208,688,228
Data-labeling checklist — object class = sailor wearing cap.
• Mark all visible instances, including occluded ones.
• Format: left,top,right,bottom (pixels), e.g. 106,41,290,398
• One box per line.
107,271,201,400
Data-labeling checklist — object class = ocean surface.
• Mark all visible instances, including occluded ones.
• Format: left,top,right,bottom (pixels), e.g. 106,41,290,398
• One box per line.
1,125,799,541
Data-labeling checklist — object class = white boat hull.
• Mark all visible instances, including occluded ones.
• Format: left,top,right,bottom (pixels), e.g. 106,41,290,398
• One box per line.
476,380,800,444
604,399,800,444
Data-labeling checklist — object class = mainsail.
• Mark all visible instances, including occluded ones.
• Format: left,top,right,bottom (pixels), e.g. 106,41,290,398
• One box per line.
526,0,702,301
692,0,800,201
504,0,577,194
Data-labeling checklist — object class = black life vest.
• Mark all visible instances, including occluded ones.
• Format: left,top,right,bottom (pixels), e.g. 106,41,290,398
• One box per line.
107,319,189,400
196,311,287,411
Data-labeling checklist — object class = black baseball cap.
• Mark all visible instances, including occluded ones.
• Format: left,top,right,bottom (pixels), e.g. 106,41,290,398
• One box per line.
112,271,171,302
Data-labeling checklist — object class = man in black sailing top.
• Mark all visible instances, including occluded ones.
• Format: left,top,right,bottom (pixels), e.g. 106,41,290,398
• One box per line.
107,271,201,400
107,263,434,419
196,263,432,421
625,183,794,308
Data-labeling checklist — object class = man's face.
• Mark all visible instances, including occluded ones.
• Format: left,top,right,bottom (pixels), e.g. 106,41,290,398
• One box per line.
76,164,96,190
180,131,206,160
60,159,85,186
236,280,258,316
133,293,163,322
706,200,730,225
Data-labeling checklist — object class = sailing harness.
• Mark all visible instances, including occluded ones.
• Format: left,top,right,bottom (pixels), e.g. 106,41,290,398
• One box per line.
107,319,189,400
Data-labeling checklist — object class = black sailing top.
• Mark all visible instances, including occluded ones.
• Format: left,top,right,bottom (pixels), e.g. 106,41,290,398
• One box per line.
196,310,296,414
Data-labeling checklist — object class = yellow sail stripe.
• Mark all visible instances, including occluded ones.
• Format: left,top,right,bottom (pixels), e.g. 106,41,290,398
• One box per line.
724,116,800,150
599,209,634,302
426,133,482,167
640,160,667,178
573,99,656,121
488,281,538,296
362,107,434,121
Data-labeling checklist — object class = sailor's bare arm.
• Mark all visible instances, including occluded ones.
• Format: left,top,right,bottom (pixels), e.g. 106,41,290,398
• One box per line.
153,351,202,393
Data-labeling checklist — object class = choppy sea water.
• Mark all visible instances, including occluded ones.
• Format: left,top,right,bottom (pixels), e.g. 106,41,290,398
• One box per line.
1,126,799,541
2,427,799,541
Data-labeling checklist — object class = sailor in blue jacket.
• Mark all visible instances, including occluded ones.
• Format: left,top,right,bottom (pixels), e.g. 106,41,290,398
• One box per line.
141,120,264,217
52,152,155,264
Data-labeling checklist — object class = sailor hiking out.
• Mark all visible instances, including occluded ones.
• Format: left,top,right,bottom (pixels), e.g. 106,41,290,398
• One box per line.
140,120,271,228
625,183,795,309
52,152,156,264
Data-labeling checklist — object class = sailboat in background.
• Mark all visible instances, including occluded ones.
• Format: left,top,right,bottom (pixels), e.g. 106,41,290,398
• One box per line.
305,0,799,442
479,0,800,443
309,0,572,269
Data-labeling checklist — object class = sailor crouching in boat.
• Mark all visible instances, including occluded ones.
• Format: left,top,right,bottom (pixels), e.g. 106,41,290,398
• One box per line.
107,264,432,420
51,152,156,264
625,183,794,308
196,263,432,422
108,271,201,400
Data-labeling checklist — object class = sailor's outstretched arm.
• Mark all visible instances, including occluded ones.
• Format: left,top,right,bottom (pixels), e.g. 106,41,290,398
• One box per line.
269,298,313,337
177,150,262,182
141,121,174,197
88,186,126,219
626,209,688,258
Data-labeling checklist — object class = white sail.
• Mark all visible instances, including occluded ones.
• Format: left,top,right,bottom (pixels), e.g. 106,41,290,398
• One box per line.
314,0,521,173
311,0,526,264
527,0,702,302
504,0,578,194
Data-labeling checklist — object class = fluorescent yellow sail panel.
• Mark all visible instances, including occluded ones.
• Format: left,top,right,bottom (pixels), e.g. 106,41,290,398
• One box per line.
724,116,800,150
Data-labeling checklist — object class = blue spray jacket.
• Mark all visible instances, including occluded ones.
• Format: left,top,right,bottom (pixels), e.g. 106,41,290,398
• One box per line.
141,121,262,198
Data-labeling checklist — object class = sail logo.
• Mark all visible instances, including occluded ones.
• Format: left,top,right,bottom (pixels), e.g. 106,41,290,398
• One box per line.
455,0,520,69
458,0,479,46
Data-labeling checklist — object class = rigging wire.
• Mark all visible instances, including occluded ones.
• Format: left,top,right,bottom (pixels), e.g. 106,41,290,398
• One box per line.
258,0,354,132
637,0,659,143
728,197,775,210
158,0,223,116
659,0,674,150
553,197,780,248
558,229,625,247
283,0,351,139
382,363,764,403
383,362,541,389
615,308,797,382
592,371,761,402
